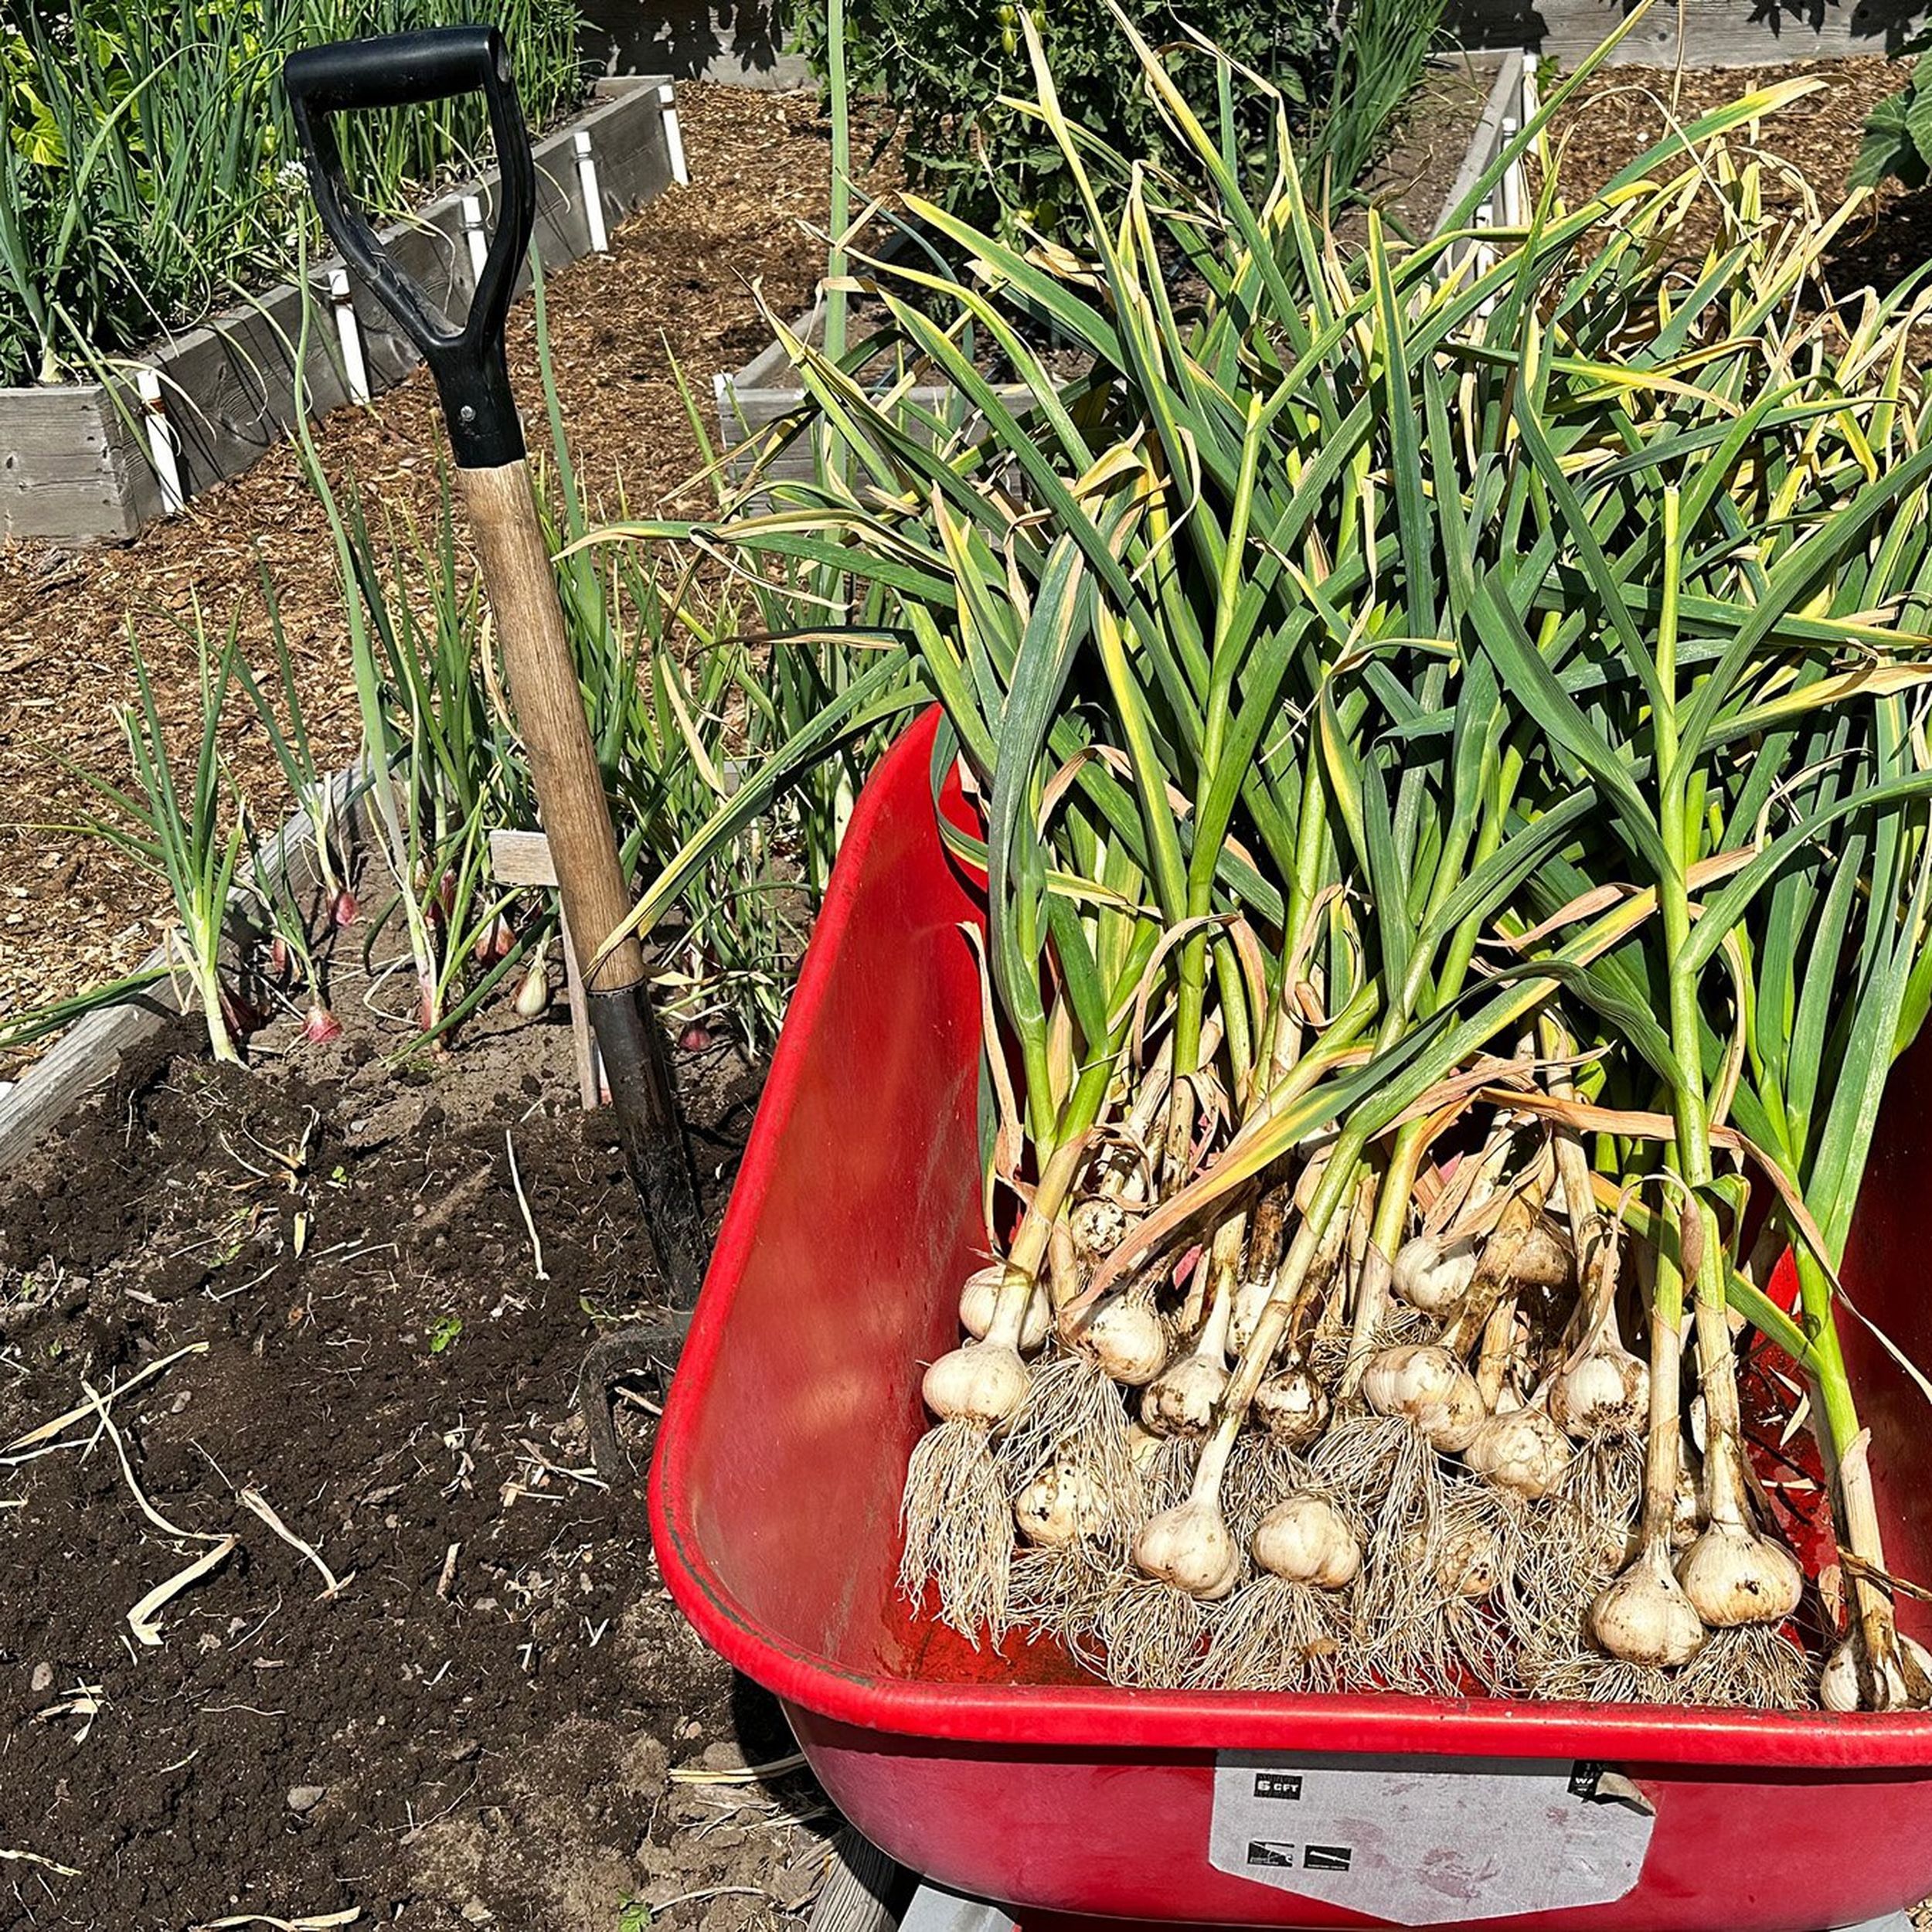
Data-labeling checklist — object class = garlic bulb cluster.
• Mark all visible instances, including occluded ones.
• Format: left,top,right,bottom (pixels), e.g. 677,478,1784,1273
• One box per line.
1391,1232,1481,1315
1015,1461,1107,1546
922,1338,1030,1427
1591,1543,1708,1667
1141,1352,1228,1436
1463,1403,1572,1499
1549,1339,1648,1438
957,1264,1052,1353
1070,1289,1169,1386
1675,1519,1803,1629
1067,1194,1130,1263
1253,1365,1329,1447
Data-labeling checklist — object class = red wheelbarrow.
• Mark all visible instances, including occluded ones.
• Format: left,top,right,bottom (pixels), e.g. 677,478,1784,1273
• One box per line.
650,711,1932,1932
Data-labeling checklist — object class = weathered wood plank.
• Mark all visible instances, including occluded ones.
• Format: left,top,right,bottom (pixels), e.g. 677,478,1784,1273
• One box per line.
1447,0,1924,65
808,1825,910,1932
0,387,138,542
488,828,562,888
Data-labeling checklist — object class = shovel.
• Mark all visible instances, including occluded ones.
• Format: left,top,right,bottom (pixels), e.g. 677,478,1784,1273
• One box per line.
284,26,705,1304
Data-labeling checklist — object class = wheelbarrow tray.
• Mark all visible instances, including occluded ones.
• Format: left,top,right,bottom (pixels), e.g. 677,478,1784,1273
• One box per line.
651,712,1932,1932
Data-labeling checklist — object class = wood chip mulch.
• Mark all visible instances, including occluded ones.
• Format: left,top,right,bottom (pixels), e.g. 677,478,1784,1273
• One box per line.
1543,53,1932,291
0,83,897,1056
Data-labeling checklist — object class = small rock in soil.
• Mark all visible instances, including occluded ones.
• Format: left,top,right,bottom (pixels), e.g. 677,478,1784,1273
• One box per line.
29,1661,52,1693
287,1784,327,1814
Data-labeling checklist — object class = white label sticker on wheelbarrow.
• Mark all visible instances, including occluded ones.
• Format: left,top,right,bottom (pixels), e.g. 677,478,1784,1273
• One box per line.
1209,1753,1654,1924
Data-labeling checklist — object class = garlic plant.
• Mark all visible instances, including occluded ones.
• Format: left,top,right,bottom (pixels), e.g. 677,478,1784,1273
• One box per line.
622,5,1932,1709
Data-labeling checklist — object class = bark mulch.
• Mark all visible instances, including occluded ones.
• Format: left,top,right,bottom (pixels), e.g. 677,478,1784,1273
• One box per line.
1542,53,1932,295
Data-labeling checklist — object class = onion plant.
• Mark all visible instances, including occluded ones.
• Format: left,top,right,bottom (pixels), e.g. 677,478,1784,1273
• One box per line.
58,614,250,1063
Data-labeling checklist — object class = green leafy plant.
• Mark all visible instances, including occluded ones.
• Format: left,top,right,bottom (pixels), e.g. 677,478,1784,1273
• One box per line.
1851,49,1932,190
795,0,1441,231
663,4,1932,1709
55,613,250,1063
427,1314,463,1354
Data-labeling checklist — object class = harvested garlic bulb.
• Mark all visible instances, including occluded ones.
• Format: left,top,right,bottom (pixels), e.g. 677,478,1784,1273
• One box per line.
1590,1544,1708,1667
1253,1494,1359,1590
1669,1464,1702,1551
1070,1291,1169,1386
1675,1520,1803,1628
1549,1342,1648,1439
1464,1404,1573,1500
1066,1195,1129,1262
1819,1634,1932,1712
1230,1271,1274,1354
1253,1366,1330,1448
1362,1344,1487,1453
1141,1354,1227,1438
922,1340,1030,1427
1391,1231,1481,1315
957,1264,1051,1353
1407,1518,1504,1600
1015,1462,1107,1546
1133,1498,1240,1600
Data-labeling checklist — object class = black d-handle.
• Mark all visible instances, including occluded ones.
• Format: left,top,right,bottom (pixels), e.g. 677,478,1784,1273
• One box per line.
284,26,535,468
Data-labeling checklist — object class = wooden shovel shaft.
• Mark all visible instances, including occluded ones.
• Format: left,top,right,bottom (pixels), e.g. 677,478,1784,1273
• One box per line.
459,459,645,995
458,457,706,1302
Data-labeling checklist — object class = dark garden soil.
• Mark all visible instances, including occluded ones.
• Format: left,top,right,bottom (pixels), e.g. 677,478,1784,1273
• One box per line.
0,964,838,1932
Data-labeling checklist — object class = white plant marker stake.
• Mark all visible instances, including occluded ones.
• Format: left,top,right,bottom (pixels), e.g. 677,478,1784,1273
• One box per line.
573,130,610,254
135,369,184,516
461,192,489,284
658,82,691,186
1521,59,1541,130
328,267,371,404
1475,205,1496,322
1500,117,1524,229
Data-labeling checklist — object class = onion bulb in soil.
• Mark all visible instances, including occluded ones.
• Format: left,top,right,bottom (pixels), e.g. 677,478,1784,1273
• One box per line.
1253,1364,1329,1447
513,954,551,1019
1015,1462,1107,1546
1253,1494,1359,1589
1464,1402,1572,1500
1820,1634,1932,1712
1392,1231,1481,1315
473,914,515,967
1362,1345,1487,1453
1591,1541,1707,1668
959,1262,1051,1353
301,1002,343,1045
330,887,359,928
1133,1496,1241,1600
1068,1286,1169,1386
